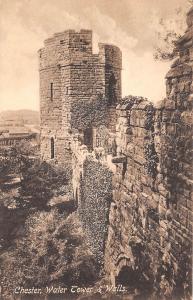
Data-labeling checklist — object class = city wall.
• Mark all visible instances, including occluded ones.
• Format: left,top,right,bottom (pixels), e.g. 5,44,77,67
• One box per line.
70,11,193,295
39,8,193,297
104,10,193,293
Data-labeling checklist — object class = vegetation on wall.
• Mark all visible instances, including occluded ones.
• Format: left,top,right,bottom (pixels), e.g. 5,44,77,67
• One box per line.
70,95,108,130
78,158,113,267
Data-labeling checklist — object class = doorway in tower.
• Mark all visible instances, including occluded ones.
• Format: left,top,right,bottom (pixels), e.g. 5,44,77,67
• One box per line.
83,128,93,151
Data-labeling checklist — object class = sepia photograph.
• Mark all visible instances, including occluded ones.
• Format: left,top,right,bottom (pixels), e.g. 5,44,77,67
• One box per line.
0,0,192,299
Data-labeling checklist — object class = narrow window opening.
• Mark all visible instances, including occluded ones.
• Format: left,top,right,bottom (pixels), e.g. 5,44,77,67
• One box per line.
51,137,54,159
50,83,53,101
108,73,117,105
122,161,127,179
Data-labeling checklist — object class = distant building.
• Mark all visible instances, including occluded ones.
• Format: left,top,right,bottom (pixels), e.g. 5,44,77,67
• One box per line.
0,111,40,148
0,127,39,147
0,118,25,128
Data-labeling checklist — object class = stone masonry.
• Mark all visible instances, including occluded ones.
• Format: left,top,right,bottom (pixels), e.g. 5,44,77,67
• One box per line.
104,9,193,298
39,30,121,165
39,8,193,298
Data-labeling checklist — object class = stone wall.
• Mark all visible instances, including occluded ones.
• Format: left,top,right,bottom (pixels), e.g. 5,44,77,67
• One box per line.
104,11,193,297
105,96,161,282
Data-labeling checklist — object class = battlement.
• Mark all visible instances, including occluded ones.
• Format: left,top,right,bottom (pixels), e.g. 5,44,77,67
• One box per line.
44,29,92,45
98,43,122,69
39,30,122,71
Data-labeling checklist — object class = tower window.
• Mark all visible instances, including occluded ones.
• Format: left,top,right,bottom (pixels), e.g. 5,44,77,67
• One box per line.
51,137,54,159
96,134,100,147
50,83,53,101
108,73,117,105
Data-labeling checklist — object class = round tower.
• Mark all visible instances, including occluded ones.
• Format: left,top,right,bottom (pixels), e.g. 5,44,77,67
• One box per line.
39,30,122,163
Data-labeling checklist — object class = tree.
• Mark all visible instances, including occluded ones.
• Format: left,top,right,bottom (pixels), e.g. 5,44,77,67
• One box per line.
19,160,70,209
0,140,36,182
0,143,71,254
153,3,192,61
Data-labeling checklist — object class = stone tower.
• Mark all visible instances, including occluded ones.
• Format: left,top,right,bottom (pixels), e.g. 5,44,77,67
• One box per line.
39,29,122,164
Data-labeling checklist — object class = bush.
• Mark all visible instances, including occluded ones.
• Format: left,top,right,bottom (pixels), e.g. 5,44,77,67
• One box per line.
0,210,98,298
19,160,70,209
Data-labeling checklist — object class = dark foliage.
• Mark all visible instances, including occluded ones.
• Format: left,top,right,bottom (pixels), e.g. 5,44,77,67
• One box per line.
14,159,69,210
0,210,98,298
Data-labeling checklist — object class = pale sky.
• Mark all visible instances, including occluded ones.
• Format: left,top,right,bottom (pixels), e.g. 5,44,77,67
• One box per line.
0,0,190,111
